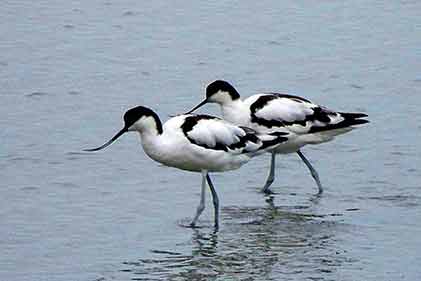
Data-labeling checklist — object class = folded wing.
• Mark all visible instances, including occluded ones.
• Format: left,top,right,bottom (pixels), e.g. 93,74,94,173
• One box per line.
250,93,368,135
181,114,288,154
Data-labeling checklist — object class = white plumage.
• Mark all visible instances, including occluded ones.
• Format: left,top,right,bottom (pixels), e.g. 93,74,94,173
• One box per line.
84,105,287,228
186,80,369,194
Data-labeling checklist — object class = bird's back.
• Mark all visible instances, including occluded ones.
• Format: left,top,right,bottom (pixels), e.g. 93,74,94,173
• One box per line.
246,93,367,134
157,114,287,172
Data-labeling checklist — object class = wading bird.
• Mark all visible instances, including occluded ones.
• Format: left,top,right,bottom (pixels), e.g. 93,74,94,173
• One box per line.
84,105,288,228
186,80,369,194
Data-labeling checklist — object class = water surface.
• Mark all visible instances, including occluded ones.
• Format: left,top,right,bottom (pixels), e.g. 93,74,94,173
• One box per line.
1,1,420,280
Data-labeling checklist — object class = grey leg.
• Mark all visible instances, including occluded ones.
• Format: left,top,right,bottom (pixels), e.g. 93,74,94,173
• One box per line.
206,174,219,229
261,152,276,194
297,150,323,194
190,171,207,227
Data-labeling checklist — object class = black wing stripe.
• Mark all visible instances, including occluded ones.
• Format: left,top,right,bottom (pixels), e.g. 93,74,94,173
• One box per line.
181,114,218,135
270,92,312,103
250,94,317,128
251,102,335,129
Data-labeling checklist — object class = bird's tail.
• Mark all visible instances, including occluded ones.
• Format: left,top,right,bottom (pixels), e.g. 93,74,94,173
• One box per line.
337,112,369,127
239,126,289,156
255,132,290,154
309,111,369,134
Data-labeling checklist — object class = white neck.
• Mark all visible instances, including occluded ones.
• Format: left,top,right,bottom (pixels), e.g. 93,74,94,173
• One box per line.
220,99,250,127
137,130,166,164
129,116,164,162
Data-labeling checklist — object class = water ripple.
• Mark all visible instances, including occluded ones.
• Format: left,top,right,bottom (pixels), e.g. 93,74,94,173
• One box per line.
24,91,51,98
121,205,356,280
364,194,421,208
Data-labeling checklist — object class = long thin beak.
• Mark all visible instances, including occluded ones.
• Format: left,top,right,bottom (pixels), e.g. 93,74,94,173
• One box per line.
83,127,127,152
185,99,208,114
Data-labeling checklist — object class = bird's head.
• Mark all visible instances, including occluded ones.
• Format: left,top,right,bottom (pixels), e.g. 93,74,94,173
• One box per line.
185,80,240,114
84,106,162,152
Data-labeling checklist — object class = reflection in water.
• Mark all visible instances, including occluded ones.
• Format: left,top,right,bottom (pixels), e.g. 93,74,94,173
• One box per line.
121,204,356,280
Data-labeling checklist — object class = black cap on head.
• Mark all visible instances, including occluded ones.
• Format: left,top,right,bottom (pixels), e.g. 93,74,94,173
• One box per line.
185,80,241,114
123,106,156,129
123,105,163,134
206,80,240,100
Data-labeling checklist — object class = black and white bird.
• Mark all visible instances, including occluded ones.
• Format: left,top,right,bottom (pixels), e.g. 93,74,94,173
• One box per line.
186,80,369,195
84,105,288,228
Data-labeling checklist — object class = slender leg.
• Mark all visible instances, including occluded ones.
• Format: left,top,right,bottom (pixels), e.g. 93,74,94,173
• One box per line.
206,174,219,229
297,150,323,194
261,152,276,194
190,171,207,227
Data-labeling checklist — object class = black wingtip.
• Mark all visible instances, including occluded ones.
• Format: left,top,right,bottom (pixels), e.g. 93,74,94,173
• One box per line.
338,112,369,127
349,118,370,125
260,134,289,150
308,111,369,134
278,136,289,143
339,112,368,119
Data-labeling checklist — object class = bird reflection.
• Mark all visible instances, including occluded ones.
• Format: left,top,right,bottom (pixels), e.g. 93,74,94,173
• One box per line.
121,203,355,281
191,228,219,257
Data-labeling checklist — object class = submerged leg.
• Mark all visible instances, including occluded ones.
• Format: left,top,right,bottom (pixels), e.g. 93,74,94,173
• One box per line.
261,152,276,194
190,171,207,227
297,150,323,194
206,174,219,229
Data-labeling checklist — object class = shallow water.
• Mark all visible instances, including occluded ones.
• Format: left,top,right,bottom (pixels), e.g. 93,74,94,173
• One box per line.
1,1,421,280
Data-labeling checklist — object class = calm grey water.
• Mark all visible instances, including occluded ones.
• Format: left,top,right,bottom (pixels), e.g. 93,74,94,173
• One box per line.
1,1,420,280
